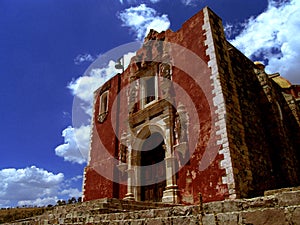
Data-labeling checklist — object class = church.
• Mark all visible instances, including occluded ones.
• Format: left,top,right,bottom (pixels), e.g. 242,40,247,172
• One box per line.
82,7,300,204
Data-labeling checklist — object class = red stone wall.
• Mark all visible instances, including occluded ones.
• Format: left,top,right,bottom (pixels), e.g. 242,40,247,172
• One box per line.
83,7,230,204
83,6,300,204
168,10,228,203
83,75,120,201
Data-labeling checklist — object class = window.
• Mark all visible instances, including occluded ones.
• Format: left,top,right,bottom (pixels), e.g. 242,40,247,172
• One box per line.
100,92,108,114
145,77,156,104
98,91,109,123
141,76,158,108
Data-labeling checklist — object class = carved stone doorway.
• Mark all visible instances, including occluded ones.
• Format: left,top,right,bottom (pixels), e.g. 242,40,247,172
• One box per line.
140,132,166,202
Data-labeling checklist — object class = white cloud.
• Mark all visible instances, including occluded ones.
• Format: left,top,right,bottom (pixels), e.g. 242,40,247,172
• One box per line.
117,0,198,5
55,126,89,164
119,0,161,4
71,175,83,182
0,200,10,208
74,53,95,65
60,188,82,198
229,0,300,84
0,167,83,207
118,4,170,40
18,197,59,207
0,166,64,207
181,0,197,6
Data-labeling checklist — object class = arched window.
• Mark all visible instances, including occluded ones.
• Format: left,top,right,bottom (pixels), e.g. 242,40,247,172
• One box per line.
100,91,108,113
98,91,109,123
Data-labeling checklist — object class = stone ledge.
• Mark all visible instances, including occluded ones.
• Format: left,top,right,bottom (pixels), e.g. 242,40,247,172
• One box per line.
203,187,300,214
264,186,300,196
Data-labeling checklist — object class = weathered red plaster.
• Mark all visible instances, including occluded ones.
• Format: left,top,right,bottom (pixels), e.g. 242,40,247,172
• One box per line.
83,7,300,204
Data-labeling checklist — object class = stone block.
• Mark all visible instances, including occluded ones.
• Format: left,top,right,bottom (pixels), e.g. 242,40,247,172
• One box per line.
241,208,287,225
130,220,145,225
202,214,216,225
278,191,300,207
291,207,300,225
246,196,278,209
145,217,172,225
138,209,155,219
169,206,194,216
222,200,243,213
216,213,239,225
172,216,199,225
204,201,223,214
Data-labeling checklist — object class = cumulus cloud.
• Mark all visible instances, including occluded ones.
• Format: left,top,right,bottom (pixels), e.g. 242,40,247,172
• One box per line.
229,0,300,84
70,175,83,182
0,166,64,207
74,53,95,65
118,0,198,5
181,0,197,6
68,61,119,109
55,126,90,164
60,188,82,198
118,4,170,40
119,0,161,4
18,197,59,207
0,166,83,207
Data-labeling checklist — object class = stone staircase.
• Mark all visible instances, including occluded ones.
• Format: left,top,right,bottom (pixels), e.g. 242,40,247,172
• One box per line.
5,187,300,225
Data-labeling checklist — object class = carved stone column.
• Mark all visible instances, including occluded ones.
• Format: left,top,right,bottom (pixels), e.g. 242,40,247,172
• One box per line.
162,115,179,203
162,155,179,203
124,167,135,201
123,134,135,201
124,146,135,201
128,77,139,114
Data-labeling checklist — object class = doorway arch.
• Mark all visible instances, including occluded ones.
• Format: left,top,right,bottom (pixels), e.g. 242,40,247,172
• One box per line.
124,123,179,203
140,132,166,201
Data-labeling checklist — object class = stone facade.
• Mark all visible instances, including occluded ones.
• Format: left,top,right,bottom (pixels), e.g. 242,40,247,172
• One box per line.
82,7,300,205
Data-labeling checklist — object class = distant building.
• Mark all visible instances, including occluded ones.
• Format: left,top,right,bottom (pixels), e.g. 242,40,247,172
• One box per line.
82,7,300,204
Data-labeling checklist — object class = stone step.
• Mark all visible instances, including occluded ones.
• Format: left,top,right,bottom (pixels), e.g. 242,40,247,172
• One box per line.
42,198,181,217
204,189,300,214
98,215,200,225
5,187,300,225
8,206,200,225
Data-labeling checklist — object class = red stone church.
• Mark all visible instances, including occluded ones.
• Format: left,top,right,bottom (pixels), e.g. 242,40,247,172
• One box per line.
82,7,300,204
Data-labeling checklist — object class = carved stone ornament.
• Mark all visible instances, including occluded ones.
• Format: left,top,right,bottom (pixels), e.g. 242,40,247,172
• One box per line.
119,144,128,163
97,112,108,123
160,63,171,79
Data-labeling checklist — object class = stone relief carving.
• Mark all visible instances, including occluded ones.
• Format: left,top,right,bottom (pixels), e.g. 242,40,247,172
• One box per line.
160,63,171,79
119,144,128,163
97,112,108,123
176,103,189,142
128,78,139,114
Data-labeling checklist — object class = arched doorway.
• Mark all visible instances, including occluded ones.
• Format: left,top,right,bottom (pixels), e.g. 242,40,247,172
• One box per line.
140,132,166,202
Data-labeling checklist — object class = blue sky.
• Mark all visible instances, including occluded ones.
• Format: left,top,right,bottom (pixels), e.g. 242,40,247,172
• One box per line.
0,0,299,207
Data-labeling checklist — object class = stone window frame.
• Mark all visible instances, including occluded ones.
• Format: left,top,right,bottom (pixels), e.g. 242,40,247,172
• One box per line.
98,90,109,123
140,75,159,109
